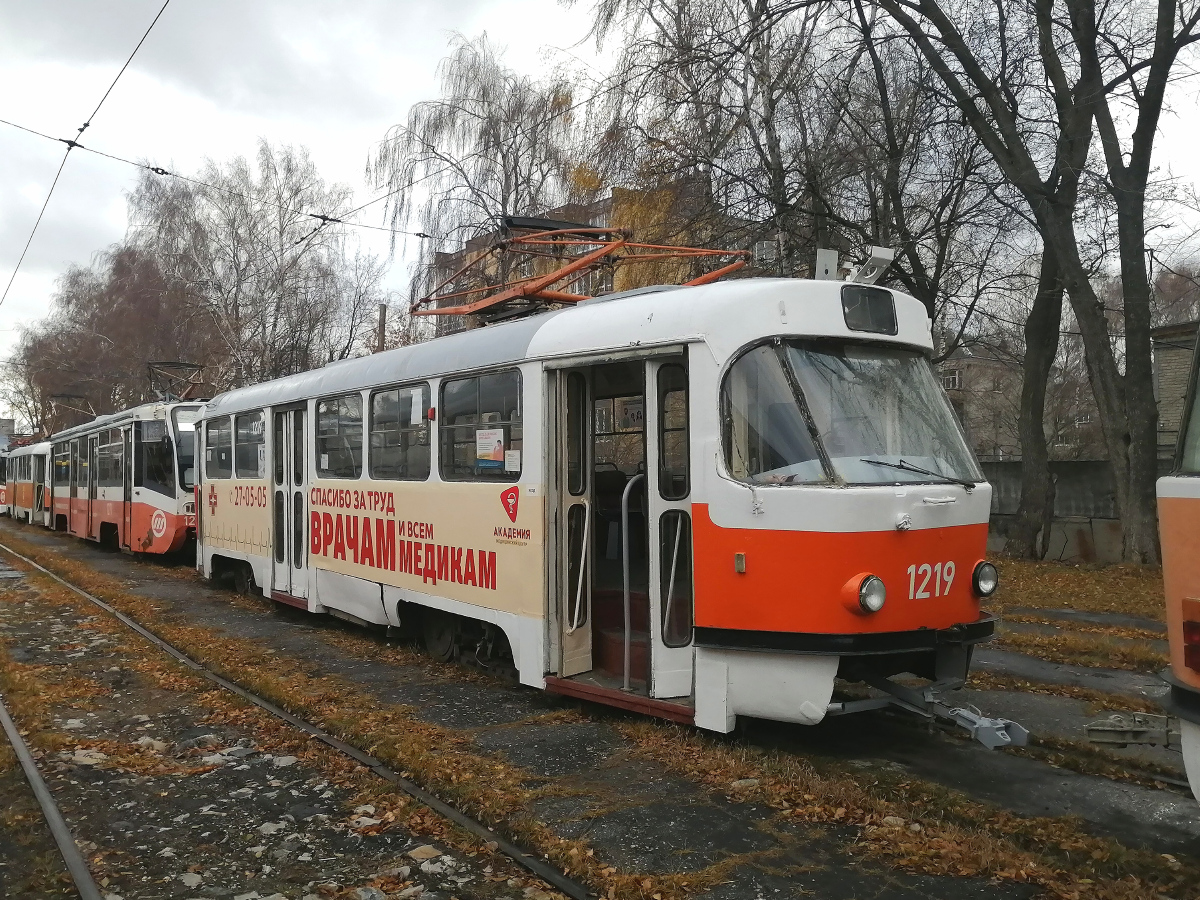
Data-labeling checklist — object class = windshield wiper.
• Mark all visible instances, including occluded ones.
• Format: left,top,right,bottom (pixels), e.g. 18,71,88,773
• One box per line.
859,458,975,491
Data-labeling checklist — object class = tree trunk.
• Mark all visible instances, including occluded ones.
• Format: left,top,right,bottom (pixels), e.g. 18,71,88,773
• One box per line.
1010,246,1063,558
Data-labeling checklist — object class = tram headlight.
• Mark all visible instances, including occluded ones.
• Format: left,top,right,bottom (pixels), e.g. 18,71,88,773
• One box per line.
973,561,998,598
858,575,886,613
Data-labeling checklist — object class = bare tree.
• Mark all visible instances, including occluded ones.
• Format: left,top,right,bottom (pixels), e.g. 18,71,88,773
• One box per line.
866,0,1200,562
365,34,578,298
130,140,382,388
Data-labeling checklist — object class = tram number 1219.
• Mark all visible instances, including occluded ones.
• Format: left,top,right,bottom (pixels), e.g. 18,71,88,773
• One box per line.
907,561,955,599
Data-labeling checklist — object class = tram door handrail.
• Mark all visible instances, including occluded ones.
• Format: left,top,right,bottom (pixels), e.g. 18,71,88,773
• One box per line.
621,473,645,692
565,498,590,635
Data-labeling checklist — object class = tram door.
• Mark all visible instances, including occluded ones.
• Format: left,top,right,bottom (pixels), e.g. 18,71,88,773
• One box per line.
69,440,80,534
271,407,309,601
553,370,594,677
645,358,694,698
87,436,98,537
121,427,133,549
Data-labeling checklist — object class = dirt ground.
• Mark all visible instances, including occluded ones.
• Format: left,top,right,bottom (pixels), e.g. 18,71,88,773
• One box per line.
0,521,1195,900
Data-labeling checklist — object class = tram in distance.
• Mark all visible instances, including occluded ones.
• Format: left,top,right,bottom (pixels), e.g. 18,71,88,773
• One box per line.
197,277,1001,732
1157,325,1200,800
0,401,202,554
1,441,53,526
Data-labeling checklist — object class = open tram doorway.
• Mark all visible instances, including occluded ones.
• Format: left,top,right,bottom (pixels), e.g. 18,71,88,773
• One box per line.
548,355,695,704
271,406,309,605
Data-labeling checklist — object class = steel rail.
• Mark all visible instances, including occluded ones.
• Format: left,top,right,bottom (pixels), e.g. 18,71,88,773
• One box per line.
0,540,594,900
0,694,105,900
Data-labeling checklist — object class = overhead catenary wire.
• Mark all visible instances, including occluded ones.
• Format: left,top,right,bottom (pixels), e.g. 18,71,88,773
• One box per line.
0,0,173,310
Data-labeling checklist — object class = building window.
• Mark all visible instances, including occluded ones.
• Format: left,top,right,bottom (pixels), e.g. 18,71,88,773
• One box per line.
440,370,522,481
317,394,364,479
942,368,962,391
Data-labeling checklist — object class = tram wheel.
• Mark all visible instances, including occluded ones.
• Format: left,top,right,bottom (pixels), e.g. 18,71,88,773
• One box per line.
423,610,457,663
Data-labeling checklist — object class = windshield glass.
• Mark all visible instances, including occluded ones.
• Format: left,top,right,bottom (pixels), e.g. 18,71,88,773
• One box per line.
721,340,981,485
172,406,200,491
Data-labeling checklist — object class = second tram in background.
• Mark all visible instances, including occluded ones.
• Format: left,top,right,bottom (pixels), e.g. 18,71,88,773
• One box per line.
0,401,201,554
1158,326,1200,801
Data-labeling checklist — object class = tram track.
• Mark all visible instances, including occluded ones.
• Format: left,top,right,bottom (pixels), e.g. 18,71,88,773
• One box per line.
0,539,594,900
2,521,1199,900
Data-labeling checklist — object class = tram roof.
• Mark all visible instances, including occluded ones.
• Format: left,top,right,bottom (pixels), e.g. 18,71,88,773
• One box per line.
50,400,203,444
5,440,52,456
203,278,933,418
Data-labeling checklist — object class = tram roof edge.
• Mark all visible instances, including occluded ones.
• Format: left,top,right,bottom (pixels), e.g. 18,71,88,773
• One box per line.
201,278,932,418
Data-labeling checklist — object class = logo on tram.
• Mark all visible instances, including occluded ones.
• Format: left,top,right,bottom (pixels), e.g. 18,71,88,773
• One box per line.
151,509,167,538
207,484,218,515
500,486,519,523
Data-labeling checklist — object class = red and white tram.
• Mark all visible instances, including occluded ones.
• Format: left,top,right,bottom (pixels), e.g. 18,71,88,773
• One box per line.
4,441,53,526
48,401,201,553
198,278,1002,733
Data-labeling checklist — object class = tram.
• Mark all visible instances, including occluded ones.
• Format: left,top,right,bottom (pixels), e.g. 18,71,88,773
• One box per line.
1158,330,1200,800
197,277,1001,732
4,441,53,526
45,401,202,553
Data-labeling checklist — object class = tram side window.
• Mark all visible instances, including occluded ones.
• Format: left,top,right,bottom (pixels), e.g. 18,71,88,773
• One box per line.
98,430,123,488
370,383,431,481
0,455,6,484
658,364,689,500
440,370,521,481
205,418,233,479
140,420,176,496
53,444,69,487
317,394,363,479
721,345,825,484
235,411,266,479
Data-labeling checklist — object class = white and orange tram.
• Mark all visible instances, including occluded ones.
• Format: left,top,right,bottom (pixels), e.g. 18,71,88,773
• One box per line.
46,401,202,553
3,441,53,526
197,278,1006,734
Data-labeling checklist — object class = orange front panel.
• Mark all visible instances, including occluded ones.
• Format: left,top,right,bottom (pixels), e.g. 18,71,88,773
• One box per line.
692,503,986,634
13,482,33,510
128,501,190,554
1158,496,1200,691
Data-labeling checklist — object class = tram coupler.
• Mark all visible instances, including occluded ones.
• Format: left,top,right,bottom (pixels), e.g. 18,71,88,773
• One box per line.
827,675,1030,750
1086,712,1179,750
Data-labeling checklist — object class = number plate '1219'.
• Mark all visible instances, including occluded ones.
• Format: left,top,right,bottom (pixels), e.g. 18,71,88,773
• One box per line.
907,562,955,599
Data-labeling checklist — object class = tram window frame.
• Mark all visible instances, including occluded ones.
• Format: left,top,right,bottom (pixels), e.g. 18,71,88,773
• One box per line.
235,410,267,479
369,382,431,481
53,443,70,488
205,417,233,479
0,455,6,485
439,369,522,482
70,440,81,497
657,363,689,500
316,394,364,479
98,429,124,488
140,419,177,496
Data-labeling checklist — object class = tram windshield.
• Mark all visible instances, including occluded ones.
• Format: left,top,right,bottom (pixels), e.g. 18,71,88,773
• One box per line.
722,340,980,486
172,406,200,491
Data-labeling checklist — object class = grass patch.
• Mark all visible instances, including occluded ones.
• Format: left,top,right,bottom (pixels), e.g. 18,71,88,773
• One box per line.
993,560,1164,622
995,629,1168,674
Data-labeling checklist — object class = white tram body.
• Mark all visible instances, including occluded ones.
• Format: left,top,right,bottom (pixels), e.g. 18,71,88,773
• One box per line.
47,401,202,553
4,441,53,526
197,278,997,731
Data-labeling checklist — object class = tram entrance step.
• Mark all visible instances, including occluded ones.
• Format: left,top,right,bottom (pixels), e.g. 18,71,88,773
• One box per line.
595,627,649,683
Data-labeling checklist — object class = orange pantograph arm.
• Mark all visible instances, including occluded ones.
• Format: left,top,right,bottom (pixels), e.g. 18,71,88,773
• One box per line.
414,238,627,316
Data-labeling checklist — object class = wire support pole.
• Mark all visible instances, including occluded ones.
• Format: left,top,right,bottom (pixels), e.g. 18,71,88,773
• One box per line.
0,693,105,900
0,541,595,900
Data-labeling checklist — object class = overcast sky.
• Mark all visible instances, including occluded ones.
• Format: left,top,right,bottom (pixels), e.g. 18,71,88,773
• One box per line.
0,0,602,362
2,0,1200,378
